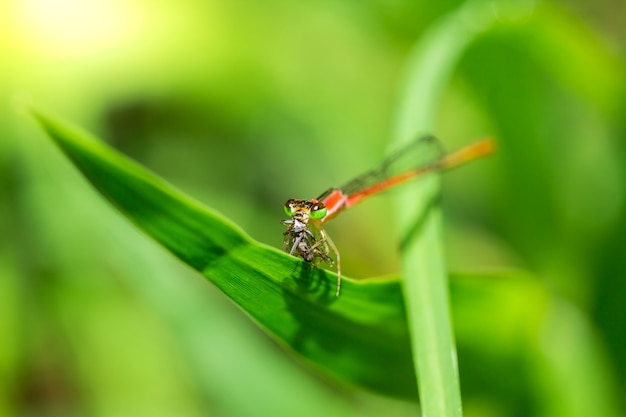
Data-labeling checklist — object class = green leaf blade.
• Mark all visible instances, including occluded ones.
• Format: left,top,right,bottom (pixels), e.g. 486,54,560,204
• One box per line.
390,1,523,415
33,110,418,399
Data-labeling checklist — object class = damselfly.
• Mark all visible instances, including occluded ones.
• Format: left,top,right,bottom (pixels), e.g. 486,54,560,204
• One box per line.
281,136,494,296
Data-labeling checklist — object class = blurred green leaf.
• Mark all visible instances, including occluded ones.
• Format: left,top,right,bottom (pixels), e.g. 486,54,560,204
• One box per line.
391,1,513,415
0,253,21,417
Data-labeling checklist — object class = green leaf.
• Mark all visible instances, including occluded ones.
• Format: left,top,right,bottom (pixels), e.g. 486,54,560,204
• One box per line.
390,1,512,415
33,110,418,400
37,109,590,414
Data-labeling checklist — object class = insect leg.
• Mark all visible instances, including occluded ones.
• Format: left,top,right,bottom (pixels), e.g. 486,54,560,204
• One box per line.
319,228,341,297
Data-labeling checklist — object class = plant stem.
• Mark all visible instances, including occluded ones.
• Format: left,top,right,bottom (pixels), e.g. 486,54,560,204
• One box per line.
391,1,525,415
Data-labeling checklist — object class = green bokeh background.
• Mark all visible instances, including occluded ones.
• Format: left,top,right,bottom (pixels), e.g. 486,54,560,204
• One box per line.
2,0,625,416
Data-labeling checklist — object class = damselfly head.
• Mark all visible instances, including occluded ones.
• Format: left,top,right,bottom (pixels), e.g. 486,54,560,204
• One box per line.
283,199,328,223
281,198,338,296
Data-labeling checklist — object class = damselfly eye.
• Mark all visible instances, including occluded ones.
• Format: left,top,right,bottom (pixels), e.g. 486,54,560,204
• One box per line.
309,203,327,220
284,199,297,216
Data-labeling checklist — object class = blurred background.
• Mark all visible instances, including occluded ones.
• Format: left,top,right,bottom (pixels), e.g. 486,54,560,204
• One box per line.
2,0,625,416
